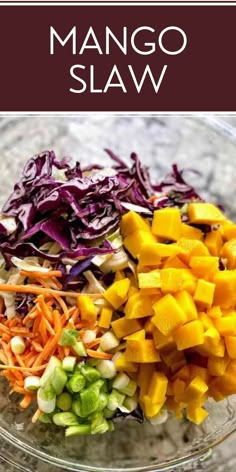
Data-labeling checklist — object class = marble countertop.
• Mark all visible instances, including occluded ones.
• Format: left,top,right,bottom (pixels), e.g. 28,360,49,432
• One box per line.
0,115,236,472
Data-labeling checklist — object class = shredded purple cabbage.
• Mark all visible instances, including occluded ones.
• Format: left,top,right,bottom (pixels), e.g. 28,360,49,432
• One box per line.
0,149,201,265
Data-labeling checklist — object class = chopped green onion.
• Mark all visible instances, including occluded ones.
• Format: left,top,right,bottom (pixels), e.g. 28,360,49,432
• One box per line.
79,364,101,383
72,399,83,417
82,330,96,344
56,392,72,411
96,360,116,379
62,356,77,372
107,420,115,432
73,341,87,357
51,367,67,395
122,396,138,413
80,387,100,416
68,373,86,393
100,332,119,352
10,336,26,355
65,425,91,436
103,408,114,419
24,376,41,392
53,412,79,427
120,380,137,397
112,372,130,390
97,392,109,411
59,329,79,347
37,387,56,413
40,356,61,388
107,389,125,411
148,410,168,425
91,412,109,434
39,413,52,424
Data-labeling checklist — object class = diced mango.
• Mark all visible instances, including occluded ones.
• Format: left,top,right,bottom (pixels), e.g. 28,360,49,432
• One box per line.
148,371,168,403
138,271,161,289
213,271,236,309
173,365,191,381
124,292,153,319
160,268,196,295
125,339,160,363
175,291,198,322
181,223,203,241
194,279,215,308
222,239,236,269
190,365,209,384
124,231,157,259
204,230,223,256
144,318,155,334
160,346,186,373
141,395,165,418
104,278,130,309
188,202,226,225
147,242,184,259
177,238,210,263
207,306,222,319
139,244,162,267
163,255,188,270
111,317,142,339
114,352,138,373
124,329,146,341
77,295,97,323
184,376,208,402
209,368,236,397
153,327,173,350
207,356,228,376
198,312,214,330
186,405,208,424
120,211,150,236
174,320,204,350
98,306,113,329
189,256,219,280
225,336,236,359
152,294,187,336
214,316,236,336
173,378,186,402
197,336,225,358
152,208,182,241
221,222,236,241
137,363,156,395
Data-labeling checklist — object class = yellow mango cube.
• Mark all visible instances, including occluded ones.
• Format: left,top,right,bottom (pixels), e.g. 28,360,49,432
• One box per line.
173,365,191,381
207,306,222,319
189,256,219,280
186,405,208,425
124,230,156,259
138,271,161,289
194,279,215,308
153,327,173,350
225,336,236,359
139,243,162,267
160,345,186,373
160,268,196,295
77,295,97,323
181,223,203,241
184,376,208,401
207,356,229,376
187,202,226,225
214,316,236,336
141,395,165,418
177,238,210,263
111,317,142,339
173,378,186,402
124,292,153,319
104,278,130,309
114,352,138,373
124,329,146,341
98,306,113,329
148,371,168,403
221,222,236,241
125,339,160,363
204,230,223,256
151,208,182,241
190,365,209,384
137,363,156,396
152,294,187,336
174,320,204,350
175,291,198,322
213,271,236,309
144,318,155,334
120,211,150,236
163,255,188,270
198,312,214,330
222,239,236,269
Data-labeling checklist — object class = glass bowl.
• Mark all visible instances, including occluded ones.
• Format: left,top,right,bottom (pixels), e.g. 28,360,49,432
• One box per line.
0,115,236,472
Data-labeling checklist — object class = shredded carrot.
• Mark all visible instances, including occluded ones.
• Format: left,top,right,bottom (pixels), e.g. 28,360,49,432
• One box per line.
44,318,55,336
51,277,62,290
1,334,11,343
64,347,70,357
37,295,53,322
33,330,62,367
53,309,61,333
2,341,15,365
54,294,69,320
0,297,4,314
0,324,11,335
20,394,32,409
15,355,25,367
32,408,42,424
0,363,47,372
20,270,62,279
10,327,31,336
0,283,102,299
0,351,8,364
38,318,48,345
31,341,43,353
86,349,112,360
86,338,101,349
58,345,65,361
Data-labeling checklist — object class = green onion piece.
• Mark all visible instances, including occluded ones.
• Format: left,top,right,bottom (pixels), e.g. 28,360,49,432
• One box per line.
120,380,137,397
53,412,79,427
24,376,41,392
96,360,116,379
122,396,138,413
65,425,91,437
100,332,120,352
91,412,109,435
38,413,52,424
40,356,61,388
97,392,109,411
107,389,125,411
72,399,83,417
103,408,114,419
59,329,79,347
10,336,26,355
79,364,101,383
37,387,56,413
56,392,72,411
51,367,68,395
62,356,77,372
107,420,115,432
73,341,87,357
112,372,130,391
80,387,100,416
68,373,86,393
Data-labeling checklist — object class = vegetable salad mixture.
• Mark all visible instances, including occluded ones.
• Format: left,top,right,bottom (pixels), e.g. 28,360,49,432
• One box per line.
0,150,236,436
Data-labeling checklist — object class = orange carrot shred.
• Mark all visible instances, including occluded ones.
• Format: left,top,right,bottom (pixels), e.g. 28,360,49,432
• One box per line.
20,394,32,409
86,349,112,360
20,270,62,279
32,408,42,424
0,283,102,299
86,338,101,349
